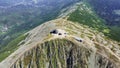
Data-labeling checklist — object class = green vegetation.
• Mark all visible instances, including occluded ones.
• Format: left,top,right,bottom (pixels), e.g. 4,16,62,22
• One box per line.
108,26,120,41
0,8,59,55
0,33,28,62
67,2,108,32
0,2,64,54
68,2,120,42
0,3,63,62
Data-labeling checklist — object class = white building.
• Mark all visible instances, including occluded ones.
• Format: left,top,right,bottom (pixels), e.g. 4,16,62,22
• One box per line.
50,29,67,38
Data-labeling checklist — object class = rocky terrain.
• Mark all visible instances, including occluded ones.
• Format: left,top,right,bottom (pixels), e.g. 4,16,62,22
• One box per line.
1,0,120,63
0,18,120,68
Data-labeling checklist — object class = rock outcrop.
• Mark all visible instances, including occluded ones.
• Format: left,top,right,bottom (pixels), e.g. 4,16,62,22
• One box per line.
0,18,120,68
10,39,119,68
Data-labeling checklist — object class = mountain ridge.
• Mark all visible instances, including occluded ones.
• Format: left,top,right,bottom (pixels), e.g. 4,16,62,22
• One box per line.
0,18,120,68
0,1,120,68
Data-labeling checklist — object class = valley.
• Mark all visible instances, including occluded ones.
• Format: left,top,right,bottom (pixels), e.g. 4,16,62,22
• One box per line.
0,0,120,68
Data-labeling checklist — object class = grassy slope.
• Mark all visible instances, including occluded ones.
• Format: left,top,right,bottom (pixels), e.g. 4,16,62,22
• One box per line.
0,33,28,62
109,26,120,41
68,1,120,41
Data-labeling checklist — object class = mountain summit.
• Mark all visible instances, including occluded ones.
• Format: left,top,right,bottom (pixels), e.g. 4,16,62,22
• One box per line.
0,0,120,68
0,18,120,68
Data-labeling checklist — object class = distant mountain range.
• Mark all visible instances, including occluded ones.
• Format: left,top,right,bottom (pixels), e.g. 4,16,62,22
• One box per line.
0,0,120,68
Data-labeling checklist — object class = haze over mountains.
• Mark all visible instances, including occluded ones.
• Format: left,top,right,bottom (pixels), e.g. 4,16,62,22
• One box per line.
0,0,120,68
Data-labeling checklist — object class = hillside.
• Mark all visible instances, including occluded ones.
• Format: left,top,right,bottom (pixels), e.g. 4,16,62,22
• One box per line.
87,0,120,41
61,1,120,41
0,0,120,68
0,18,120,68
0,0,79,53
